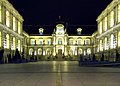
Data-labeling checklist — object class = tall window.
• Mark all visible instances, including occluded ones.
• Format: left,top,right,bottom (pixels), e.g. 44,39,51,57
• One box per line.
118,31,120,47
104,37,108,50
18,40,20,51
18,21,21,34
103,17,107,31
0,32,1,47
110,11,114,27
29,48,33,55
6,34,9,49
99,21,102,34
13,37,16,50
58,38,62,45
0,5,2,22
100,40,103,51
39,39,43,45
6,10,10,27
38,48,42,55
13,17,16,31
118,4,120,23
110,34,117,49
87,48,91,55
78,48,82,55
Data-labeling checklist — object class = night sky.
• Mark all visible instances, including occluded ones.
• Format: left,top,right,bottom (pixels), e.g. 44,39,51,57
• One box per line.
9,0,112,35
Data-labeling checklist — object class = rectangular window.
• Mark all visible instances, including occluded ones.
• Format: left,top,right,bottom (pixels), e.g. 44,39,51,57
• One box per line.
0,5,2,22
110,11,114,27
77,39,82,45
103,17,107,31
99,21,102,34
69,39,73,45
13,17,16,31
48,39,51,45
31,39,35,45
13,37,16,50
85,39,90,45
6,10,10,27
18,21,21,34
118,4,120,23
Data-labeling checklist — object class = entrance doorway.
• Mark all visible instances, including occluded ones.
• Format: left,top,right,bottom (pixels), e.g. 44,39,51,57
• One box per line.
58,49,62,60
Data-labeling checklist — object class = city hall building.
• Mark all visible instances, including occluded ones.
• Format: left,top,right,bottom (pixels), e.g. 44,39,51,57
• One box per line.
0,0,120,61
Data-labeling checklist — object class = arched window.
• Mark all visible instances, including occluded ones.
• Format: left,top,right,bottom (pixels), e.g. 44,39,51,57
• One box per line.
87,48,91,55
29,48,33,55
78,48,82,55
38,48,42,55
69,49,73,56
46,48,51,55
58,38,62,45
6,34,9,49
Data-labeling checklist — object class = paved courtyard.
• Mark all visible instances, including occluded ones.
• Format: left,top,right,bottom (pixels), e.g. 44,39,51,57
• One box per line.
0,61,120,86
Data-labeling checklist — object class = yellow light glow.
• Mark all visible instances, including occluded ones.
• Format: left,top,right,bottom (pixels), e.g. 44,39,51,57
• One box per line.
13,17,16,31
118,4,120,23
6,34,9,49
18,21,21,34
6,11,10,27
104,37,108,50
0,5,1,22
110,11,114,27
104,17,107,31
29,48,33,55
18,40,20,51
111,34,114,49
100,40,103,51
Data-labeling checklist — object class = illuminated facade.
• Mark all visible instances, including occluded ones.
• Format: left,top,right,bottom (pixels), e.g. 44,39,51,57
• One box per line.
0,0,24,61
0,0,120,61
96,0,120,61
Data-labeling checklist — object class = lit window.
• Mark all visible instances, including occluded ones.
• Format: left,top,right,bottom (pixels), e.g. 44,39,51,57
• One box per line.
18,21,21,34
13,37,16,50
104,37,108,50
38,48,42,55
69,39,73,45
85,39,90,45
31,39,35,45
29,48,33,55
77,39,82,45
118,4,120,23
6,10,10,27
0,5,2,22
58,38,62,45
99,21,102,34
110,34,116,49
78,48,82,55
110,11,114,27
18,40,20,51
87,48,91,55
47,39,51,45
100,40,103,51
6,34,9,49
13,17,16,31
118,32,120,47
0,32,1,47
103,17,107,31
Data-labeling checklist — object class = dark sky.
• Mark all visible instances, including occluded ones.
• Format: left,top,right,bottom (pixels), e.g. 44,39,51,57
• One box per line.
9,0,112,35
